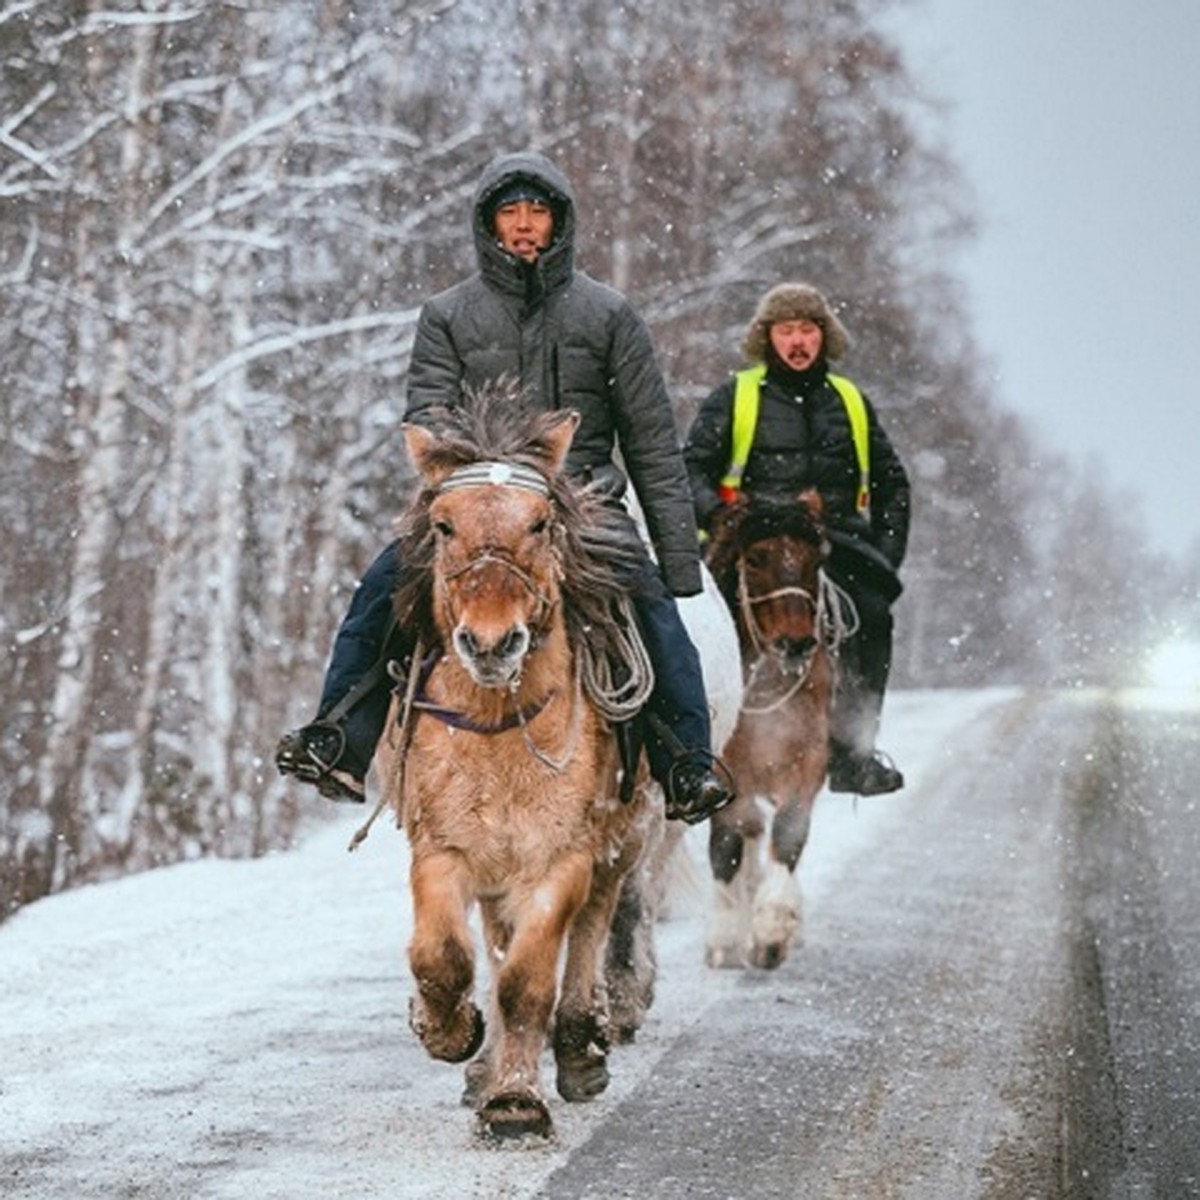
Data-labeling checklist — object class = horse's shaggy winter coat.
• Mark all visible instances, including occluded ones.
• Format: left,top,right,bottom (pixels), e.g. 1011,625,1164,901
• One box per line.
380,390,662,1142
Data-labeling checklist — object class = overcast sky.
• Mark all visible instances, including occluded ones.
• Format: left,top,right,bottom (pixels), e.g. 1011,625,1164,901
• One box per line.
887,0,1200,560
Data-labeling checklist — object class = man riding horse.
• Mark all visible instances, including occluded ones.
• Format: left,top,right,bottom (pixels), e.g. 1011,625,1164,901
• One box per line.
276,150,732,824
683,282,911,795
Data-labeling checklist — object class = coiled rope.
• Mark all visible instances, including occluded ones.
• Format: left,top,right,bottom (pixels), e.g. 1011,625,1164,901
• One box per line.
577,594,656,722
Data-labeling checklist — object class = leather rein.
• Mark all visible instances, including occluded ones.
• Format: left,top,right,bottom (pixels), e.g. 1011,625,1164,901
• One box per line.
416,461,581,764
736,557,856,716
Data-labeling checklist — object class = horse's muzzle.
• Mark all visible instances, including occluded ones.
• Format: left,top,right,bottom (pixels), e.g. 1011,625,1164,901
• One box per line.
453,623,530,687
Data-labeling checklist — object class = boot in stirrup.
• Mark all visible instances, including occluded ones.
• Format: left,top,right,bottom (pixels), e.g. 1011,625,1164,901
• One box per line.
275,721,366,804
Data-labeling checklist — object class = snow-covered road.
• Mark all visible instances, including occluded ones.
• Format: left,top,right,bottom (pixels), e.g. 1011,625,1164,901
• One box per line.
3,686,1195,1198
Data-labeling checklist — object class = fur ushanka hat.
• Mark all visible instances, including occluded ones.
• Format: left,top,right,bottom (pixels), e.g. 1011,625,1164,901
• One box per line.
742,282,850,363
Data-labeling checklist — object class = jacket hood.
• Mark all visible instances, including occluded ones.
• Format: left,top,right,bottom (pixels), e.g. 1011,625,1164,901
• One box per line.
472,151,576,296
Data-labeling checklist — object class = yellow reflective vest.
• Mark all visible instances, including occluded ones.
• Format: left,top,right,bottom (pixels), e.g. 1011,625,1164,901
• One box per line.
717,364,871,516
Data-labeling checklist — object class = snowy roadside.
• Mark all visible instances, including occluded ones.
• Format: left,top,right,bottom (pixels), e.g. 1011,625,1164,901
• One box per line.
0,688,1019,1200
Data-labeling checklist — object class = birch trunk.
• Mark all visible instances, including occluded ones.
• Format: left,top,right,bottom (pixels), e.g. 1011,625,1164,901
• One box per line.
37,7,158,889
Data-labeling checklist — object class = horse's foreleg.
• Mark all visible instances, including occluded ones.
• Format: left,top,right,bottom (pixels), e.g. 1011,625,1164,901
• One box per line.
749,797,813,969
603,862,657,1045
555,860,624,1101
461,901,511,1109
705,793,765,969
408,853,485,1064
478,852,591,1141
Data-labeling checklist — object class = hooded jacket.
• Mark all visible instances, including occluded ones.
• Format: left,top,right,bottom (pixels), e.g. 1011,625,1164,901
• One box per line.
683,358,911,596
404,151,702,597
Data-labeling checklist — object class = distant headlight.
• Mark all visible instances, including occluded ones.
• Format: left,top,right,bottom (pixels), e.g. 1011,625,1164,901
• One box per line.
1144,636,1200,691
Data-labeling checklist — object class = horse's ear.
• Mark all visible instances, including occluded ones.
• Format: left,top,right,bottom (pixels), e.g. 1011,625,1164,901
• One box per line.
543,409,581,476
796,488,831,555
797,487,823,516
403,422,445,484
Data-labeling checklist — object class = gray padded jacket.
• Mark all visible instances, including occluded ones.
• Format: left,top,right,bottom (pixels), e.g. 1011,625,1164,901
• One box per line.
404,150,702,597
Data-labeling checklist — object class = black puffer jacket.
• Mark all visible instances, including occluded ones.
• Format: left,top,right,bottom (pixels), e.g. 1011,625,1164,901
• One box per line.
683,359,911,588
404,151,702,597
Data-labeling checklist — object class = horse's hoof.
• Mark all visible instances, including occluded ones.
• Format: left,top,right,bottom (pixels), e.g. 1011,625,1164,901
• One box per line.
556,1056,610,1102
409,997,486,1064
554,1012,611,1101
749,941,786,970
477,1092,553,1143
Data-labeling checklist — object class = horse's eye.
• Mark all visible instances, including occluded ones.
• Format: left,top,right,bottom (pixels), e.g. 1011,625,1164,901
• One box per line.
529,517,548,536
433,519,454,538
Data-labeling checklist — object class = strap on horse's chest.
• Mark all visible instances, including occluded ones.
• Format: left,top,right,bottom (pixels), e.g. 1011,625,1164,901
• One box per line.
408,648,555,733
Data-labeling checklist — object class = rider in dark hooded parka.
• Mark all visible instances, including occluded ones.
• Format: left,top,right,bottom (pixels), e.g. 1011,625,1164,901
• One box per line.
276,150,732,824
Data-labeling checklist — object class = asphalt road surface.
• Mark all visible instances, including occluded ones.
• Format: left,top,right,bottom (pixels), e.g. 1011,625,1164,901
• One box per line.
536,691,1200,1199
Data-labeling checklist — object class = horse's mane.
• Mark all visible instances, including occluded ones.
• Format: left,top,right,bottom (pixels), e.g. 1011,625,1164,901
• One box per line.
706,493,826,609
392,382,648,661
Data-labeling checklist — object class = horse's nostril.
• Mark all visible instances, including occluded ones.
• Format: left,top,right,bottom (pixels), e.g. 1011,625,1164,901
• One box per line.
497,626,529,659
455,627,480,659
454,625,529,664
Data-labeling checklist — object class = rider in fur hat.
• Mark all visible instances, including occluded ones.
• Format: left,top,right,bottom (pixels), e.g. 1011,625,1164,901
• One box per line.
683,281,911,795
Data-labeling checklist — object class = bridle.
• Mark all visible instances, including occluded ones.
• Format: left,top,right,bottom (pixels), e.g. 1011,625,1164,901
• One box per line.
439,548,558,648
736,567,821,660
427,460,580,769
435,459,562,645
735,550,858,716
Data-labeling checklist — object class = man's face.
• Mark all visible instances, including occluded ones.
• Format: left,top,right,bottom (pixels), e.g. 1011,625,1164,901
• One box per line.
769,319,824,370
493,200,554,262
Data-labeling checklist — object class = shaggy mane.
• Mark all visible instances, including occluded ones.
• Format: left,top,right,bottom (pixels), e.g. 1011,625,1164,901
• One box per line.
392,382,647,661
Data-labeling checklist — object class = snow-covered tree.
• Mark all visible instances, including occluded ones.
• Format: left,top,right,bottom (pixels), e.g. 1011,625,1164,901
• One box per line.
1,0,1178,918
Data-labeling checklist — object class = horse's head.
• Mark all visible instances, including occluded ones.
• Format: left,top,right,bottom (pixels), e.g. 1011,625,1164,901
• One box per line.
403,407,579,689
710,490,830,664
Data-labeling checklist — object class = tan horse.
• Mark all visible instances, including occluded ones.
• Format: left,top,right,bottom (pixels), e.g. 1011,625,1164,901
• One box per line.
380,390,666,1142
702,491,851,969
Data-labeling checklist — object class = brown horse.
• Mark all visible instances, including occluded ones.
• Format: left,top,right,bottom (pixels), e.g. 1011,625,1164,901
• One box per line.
702,490,852,969
378,387,669,1142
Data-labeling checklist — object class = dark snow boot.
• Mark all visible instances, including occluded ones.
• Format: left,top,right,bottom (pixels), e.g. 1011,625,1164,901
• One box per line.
664,750,736,825
827,745,904,797
275,722,366,804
